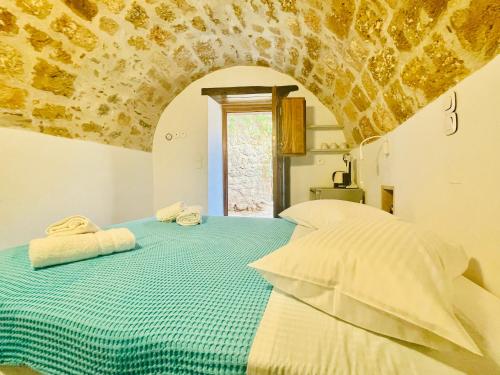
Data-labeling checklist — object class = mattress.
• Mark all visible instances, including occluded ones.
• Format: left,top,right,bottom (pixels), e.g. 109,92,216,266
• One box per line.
0,216,295,375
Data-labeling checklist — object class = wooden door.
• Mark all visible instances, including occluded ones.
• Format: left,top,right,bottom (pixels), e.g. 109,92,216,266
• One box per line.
272,87,290,217
280,97,306,155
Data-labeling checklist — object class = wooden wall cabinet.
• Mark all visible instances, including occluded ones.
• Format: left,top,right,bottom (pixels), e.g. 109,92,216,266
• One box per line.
280,97,306,155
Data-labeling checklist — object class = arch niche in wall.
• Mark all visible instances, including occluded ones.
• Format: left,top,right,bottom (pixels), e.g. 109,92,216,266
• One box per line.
151,65,344,214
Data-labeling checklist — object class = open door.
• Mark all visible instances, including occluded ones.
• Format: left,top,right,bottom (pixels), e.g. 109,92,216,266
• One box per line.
272,86,287,217
272,87,306,216
202,85,300,217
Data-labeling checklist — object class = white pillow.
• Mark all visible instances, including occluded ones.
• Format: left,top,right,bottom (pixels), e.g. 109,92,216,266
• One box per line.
279,199,396,229
249,218,479,354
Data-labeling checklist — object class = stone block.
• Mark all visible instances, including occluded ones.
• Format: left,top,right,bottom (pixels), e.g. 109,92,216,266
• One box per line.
351,85,370,112
359,115,378,137
32,59,76,97
194,41,217,65
82,121,104,134
372,103,397,132
99,0,124,14
33,103,73,120
125,1,149,29
0,82,27,109
99,17,119,35
15,0,52,19
24,24,53,51
451,0,500,59
361,71,378,100
368,47,397,85
383,80,415,122
63,0,98,21
40,125,73,138
155,3,175,22
355,0,387,44
325,0,356,39
51,13,98,52
402,34,469,100
0,7,18,34
0,42,23,77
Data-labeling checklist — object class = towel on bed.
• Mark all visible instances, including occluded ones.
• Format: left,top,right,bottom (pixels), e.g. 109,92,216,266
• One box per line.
29,228,136,268
46,215,100,237
156,201,185,222
177,205,202,226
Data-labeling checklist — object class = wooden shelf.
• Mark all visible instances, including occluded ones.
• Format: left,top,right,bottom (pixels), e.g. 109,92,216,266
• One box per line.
308,148,351,154
306,125,344,130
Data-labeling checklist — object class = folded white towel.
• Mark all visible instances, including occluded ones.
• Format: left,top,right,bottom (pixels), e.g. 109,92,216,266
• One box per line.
46,215,100,237
29,228,136,268
176,205,202,226
156,201,185,222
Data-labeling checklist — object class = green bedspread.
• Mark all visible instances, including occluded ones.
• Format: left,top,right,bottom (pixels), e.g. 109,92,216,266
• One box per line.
0,216,295,375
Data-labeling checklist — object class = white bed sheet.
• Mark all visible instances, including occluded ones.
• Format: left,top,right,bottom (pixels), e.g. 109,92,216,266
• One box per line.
247,225,500,375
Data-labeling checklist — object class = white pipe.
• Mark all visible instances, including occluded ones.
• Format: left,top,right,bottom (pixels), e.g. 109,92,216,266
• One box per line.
359,135,383,160
358,135,390,189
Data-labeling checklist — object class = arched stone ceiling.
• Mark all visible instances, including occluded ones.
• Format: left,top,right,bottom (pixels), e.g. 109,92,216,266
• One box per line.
0,0,498,151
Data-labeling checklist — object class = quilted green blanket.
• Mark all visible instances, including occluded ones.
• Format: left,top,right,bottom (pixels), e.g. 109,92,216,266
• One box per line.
0,216,295,375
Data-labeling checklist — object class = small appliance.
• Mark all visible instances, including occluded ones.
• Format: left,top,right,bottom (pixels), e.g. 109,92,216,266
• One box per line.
332,153,353,188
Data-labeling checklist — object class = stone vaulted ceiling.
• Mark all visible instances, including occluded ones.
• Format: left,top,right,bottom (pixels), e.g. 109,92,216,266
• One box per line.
0,0,498,151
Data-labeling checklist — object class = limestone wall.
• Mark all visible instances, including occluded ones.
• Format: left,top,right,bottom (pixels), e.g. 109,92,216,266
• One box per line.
0,0,498,151
227,113,272,212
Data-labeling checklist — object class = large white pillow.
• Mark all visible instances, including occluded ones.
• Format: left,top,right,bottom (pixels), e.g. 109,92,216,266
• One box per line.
249,218,479,354
279,199,396,229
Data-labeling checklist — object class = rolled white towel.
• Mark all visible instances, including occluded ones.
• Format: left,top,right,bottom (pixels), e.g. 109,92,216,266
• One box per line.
46,215,100,237
176,205,202,226
29,228,136,268
156,201,185,222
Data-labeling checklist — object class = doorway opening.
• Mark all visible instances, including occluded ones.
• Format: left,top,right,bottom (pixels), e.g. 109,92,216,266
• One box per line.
223,103,273,218
203,85,299,217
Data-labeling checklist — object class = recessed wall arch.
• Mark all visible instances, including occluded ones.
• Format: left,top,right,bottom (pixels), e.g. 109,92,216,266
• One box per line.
152,65,345,212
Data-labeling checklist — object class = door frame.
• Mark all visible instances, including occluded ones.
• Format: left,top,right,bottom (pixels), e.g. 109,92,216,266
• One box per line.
221,102,272,216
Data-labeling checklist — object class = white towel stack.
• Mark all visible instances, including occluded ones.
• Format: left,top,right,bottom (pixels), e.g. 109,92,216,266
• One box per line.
30,228,136,268
46,215,101,237
156,201,186,222
176,205,202,226
156,202,203,226
28,216,136,268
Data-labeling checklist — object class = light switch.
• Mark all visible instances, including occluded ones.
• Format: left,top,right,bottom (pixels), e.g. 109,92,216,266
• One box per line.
442,91,458,136
443,113,458,136
195,156,203,169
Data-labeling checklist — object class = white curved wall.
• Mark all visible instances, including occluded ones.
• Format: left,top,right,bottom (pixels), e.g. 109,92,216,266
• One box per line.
153,66,347,213
353,57,500,297
0,128,153,249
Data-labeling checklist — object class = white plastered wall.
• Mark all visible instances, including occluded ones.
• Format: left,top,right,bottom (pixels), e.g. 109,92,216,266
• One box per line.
0,128,153,249
153,66,347,214
353,56,500,297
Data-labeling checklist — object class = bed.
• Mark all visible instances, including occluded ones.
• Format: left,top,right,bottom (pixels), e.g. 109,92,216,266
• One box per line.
0,217,295,374
1,215,500,375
